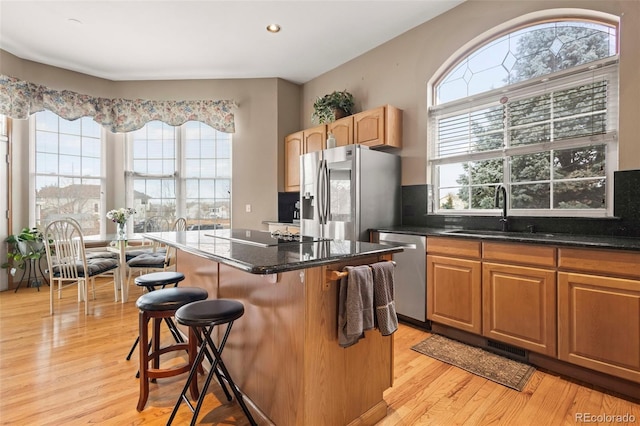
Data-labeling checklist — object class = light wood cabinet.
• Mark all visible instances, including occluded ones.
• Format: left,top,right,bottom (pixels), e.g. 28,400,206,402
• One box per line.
481,242,557,356
558,247,640,383
427,236,640,394
427,239,557,356
284,126,326,192
427,255,482,334
327,115,353,147
483,262,556,356
353,105,402,148
303,125,326,154
283,105,402,192
284,131,303,192
179,250,393,425
427,238,482,334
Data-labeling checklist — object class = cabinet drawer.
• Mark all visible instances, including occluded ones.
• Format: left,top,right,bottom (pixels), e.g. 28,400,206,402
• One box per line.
483,242,556,267
427,237,481,259
558,247,640,279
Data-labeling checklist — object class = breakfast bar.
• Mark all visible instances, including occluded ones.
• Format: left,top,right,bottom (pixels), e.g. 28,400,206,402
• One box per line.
143,229,403,426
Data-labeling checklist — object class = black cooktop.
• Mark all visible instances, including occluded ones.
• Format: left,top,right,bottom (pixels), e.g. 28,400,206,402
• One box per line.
204,229,328,247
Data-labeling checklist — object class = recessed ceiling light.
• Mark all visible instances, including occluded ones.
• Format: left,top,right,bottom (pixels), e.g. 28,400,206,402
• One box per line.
266,24,281,33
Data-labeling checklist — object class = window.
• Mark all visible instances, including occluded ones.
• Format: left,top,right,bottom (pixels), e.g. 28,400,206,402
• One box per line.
430,20,618,216
126,121,231,231
32,110,105,233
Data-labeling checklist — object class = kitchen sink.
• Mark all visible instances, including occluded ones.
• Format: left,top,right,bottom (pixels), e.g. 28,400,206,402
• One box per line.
445,229,556,238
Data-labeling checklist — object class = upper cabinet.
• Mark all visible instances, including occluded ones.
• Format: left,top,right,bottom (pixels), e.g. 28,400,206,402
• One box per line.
284,105,402,192
327,116,353,147
303,125,326,154
284,131,303,192
353,105,402,148
284,126,326,192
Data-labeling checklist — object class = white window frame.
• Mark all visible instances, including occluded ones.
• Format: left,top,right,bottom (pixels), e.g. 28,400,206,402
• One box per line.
124,121,232,229
430,58,619,217
29,112,107,231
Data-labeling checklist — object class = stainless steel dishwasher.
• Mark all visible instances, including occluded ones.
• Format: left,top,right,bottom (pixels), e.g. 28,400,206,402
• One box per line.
372,231,428,328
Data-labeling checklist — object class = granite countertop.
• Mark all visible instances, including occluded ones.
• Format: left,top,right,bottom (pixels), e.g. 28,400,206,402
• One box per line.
143,229,402,274
373,226,640,251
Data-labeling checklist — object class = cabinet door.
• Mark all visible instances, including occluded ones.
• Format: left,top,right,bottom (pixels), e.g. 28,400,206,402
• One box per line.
427,255,482,334
327,116,353,147
304,125,326,153
284,131,303,192
354,107,385,147
483,263,556,356
353,105,402,148
558,272,640,383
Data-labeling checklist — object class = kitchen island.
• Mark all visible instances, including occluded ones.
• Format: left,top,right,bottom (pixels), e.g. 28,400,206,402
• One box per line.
142,229,403,426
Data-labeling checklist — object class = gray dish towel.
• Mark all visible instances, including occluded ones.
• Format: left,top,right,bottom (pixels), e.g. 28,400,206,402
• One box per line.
370,261,398,336
338,265,374,348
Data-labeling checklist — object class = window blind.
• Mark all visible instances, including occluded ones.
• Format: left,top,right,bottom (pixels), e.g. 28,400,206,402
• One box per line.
430,58,618,163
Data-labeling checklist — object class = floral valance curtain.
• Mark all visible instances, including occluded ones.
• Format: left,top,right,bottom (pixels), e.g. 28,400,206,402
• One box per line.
0,74,236,133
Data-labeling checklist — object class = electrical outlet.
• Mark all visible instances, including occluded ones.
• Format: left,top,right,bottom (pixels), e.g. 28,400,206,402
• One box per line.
245,204,251,213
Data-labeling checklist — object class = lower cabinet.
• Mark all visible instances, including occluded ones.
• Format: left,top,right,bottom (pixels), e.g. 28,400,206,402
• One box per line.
427,254,482,334
426,238,640,392
483,262,556,356
558,272,640,383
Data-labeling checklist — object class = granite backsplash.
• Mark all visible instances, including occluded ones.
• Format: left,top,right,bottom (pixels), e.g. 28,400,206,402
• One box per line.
277,192,300,223
401,169,640,238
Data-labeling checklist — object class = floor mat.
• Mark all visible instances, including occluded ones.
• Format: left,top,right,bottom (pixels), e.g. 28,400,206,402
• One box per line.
411,334,535,391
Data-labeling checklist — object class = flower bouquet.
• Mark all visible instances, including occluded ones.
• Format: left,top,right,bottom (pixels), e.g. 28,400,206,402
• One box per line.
107,208,136,240
106,207,136,225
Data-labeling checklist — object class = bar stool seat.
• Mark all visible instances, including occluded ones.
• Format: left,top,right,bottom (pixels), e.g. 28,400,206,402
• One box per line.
136,286,208,412
167,299,257,426
135,271,185,290
126,271,186,363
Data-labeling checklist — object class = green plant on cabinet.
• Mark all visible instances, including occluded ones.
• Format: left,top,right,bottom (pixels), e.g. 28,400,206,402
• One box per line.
312,90,355,124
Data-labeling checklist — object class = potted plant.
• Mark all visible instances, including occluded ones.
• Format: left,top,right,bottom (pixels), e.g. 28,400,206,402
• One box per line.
2,227,47,276
311,90,355,124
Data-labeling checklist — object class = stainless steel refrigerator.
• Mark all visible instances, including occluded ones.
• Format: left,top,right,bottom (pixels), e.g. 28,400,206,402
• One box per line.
300,145,401,241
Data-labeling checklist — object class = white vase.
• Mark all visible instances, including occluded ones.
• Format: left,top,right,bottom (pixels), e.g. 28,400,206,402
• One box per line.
327,133,336,149
116,222,127,241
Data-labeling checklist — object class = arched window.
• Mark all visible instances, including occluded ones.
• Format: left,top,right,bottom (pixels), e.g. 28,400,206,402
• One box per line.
430,19,618,216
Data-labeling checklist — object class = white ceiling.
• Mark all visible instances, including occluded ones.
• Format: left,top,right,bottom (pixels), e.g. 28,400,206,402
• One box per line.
0,0,464,84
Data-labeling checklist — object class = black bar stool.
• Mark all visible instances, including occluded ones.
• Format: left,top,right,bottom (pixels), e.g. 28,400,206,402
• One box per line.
167,299,257,426
136,286,208,412
126,271,186,363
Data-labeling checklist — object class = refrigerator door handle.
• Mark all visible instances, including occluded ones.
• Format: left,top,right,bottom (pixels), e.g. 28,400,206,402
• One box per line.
316,160,325,225
316,159,324,224
322,160,329,224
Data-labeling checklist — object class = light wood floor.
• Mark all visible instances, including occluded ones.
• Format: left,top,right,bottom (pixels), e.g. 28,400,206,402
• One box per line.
1,280,638,426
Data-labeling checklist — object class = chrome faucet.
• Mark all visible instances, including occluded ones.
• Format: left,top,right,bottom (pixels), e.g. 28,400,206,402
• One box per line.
494,184,508,232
